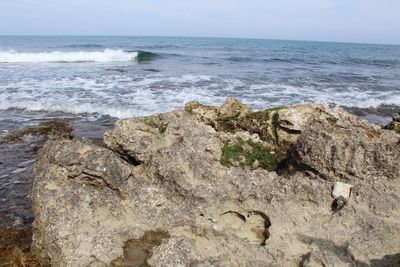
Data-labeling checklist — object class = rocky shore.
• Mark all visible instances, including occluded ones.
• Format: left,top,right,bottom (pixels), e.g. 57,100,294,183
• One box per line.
3,99,400,266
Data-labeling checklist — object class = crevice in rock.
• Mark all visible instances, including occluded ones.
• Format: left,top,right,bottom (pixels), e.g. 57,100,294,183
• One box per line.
221,211,247,222
65,169,126,199
277,146,329,180
278,125,302,135
252,211,271,246
114,145,142,166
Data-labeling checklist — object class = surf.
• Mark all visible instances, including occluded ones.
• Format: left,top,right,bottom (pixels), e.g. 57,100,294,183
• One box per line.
0,49,138,63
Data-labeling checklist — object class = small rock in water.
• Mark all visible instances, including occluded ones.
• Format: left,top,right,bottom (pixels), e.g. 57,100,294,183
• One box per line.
332,182,353,199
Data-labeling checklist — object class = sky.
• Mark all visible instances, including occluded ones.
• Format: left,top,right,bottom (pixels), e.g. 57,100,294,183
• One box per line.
0,0,399,44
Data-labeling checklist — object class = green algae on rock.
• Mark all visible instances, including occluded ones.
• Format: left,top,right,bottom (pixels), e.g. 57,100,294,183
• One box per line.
220,138,277,171
384,113,400,134
142,116,168,134
386,122,400,134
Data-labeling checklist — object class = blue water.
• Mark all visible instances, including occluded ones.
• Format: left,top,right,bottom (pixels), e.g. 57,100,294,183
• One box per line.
1,36,399,119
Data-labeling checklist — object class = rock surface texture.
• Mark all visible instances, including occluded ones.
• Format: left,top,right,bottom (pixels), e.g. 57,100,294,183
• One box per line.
31,99,400,267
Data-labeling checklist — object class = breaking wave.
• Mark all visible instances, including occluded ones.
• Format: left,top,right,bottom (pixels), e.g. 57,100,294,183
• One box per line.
0,49,139,63
0,74,399,118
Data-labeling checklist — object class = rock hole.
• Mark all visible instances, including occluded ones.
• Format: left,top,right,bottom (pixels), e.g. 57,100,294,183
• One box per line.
218,210,271,246
110,230,170,267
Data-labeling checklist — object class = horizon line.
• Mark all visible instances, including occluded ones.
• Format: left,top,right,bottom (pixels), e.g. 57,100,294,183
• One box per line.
1,34,399,46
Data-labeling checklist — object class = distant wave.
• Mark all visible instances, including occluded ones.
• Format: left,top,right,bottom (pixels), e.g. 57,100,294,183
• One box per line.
226,55,400,68
227,56,312,64
55,44,105,49
346,58,399,68
0,49,138,63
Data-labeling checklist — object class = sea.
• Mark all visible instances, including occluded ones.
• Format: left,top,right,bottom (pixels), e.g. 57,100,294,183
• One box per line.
0,36,400,228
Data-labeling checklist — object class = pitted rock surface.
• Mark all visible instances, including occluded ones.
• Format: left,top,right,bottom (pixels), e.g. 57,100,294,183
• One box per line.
31,99,400,267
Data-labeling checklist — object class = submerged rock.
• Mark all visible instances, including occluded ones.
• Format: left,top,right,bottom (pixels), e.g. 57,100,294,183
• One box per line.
0,228,39,266
31,99,400,266
0,120,73,144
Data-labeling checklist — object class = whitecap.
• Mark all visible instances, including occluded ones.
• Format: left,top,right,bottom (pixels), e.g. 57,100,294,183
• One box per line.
0,49,138,63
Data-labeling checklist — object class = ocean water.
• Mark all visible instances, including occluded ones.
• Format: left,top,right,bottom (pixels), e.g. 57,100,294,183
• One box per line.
1,36,400,228
1,36,400,119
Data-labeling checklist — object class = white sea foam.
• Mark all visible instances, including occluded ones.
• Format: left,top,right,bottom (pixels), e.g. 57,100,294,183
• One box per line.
0,49,138,63
0,74,399,118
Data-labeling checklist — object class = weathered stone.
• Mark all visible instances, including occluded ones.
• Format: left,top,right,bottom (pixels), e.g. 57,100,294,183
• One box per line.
294,107,400,181
30,99,400,267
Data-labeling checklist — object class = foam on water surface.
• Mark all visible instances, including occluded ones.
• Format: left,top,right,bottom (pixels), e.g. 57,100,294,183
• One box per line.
0,49,138,63
0,74,399,118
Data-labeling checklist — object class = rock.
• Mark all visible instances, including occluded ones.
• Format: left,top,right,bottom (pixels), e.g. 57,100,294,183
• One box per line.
251,159,260,170
0,120,73,144
384,112,400,134
241,143,253,154
294,107,400,181
332,182,353,199
275,104,326,144
393,113,400,122
331,196,347,212
31,99,400,266
218,98,252,119
0,228,39,266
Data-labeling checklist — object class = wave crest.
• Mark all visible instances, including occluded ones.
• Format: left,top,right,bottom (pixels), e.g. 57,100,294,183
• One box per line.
0,49,138,63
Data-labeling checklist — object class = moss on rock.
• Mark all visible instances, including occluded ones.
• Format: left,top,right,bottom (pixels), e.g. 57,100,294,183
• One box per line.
265,106,288,112
142,117,167,134
217,106,287,143
220,138,278,171
385,122,400,134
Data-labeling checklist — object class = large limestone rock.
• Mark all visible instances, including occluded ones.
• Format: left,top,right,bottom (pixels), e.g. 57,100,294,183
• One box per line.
293,107,400,181
31,99,400,266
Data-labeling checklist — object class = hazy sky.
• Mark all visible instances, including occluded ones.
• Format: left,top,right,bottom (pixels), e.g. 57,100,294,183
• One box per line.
1,0,399,44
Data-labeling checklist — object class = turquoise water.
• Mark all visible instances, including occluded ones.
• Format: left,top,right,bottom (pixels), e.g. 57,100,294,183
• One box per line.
1,36,399,118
